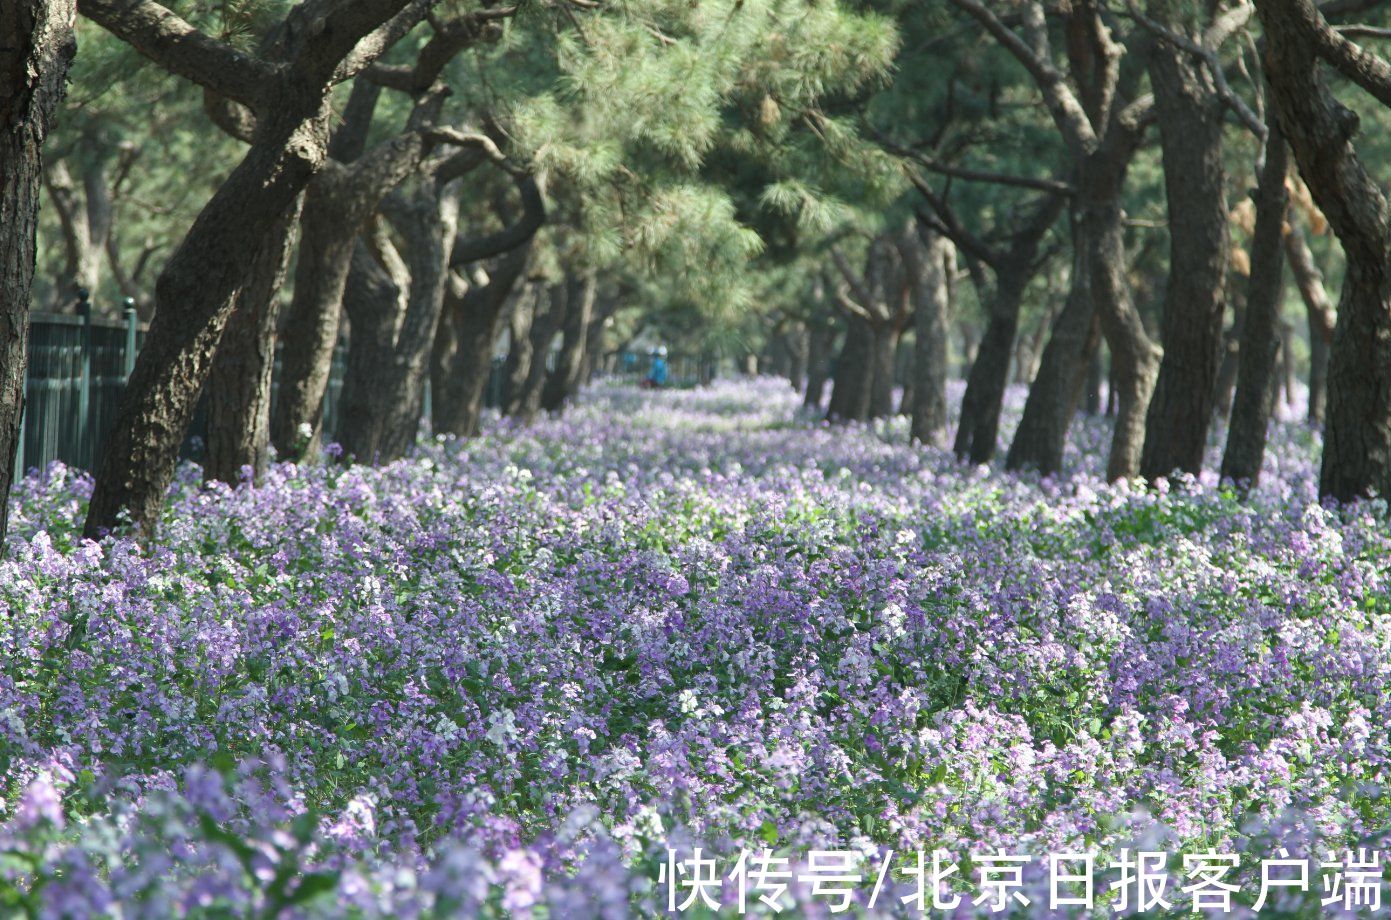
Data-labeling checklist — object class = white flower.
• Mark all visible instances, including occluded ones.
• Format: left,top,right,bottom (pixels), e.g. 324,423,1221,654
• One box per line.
486,709,517,745
677,688,700,714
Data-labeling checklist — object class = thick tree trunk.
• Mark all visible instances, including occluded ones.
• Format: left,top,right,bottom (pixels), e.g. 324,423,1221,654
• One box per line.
868,323,897,420
804,322,834,411
338,181,459,463
827,314,875,422
1256,0,1391,502
1006,228,1101,475
204,201,298,484
900,227,952,447
1,0,74,548
336,232,409,458
431,244,530,437
511,284,562,423
1221,111,1289,489
1140,40,1229,480
502,289,536,415
540,272,596,413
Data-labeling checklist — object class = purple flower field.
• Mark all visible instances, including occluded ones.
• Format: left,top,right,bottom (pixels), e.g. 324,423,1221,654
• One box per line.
2,379,1388,916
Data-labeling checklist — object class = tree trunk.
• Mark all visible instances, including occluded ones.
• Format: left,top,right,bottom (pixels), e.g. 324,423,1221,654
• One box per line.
204,201,298,484
1081,152,1161,482
1085,347,1104,415
1,0,74,548
580,288,618,383
1283,222,1335,426
431,244,530,437
502,288,536,416
804,322,834,411
1139,39,1229,481
338,181,459,463
45,156,113,309
784,323,809,393
827,314,875,422
510,283,562,423
1221,110,1289,489
1213,296,1244,425
868,323,897,419
900,226,952,447
1256,0,1391,502
270,82,444,459
540,272,596,413
1006,227,1101,475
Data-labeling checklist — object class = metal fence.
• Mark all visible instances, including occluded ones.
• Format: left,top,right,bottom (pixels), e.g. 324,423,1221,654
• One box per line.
16,301,702,483
17,302,142,480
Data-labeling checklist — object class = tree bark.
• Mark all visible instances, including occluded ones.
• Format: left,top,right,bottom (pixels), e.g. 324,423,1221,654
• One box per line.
868,322,898,420
900,225,952,447
1,0,75,548
1006,221,1103,475
1255,0,1391,502
1221,109,1289,489
826,313,875,422
338,179,458,463
510,282,562,423
502,288,536,415
1081,146,1161,481
540,272,597,413
1213,295,1244,424
952,193,1064,463
1283,221,1336,425
804,320,835,411
430,243,530,437
1139,37,1229,480
204,201,298,484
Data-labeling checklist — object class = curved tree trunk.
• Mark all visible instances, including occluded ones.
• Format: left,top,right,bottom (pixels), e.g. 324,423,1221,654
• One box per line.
1082,155,1161,482
954,268,1027,462
1221,107,1290,487
204,201,298,484
540,272,596,413
1140,38,1229,480
1256,0,1391,502
1,0,74,549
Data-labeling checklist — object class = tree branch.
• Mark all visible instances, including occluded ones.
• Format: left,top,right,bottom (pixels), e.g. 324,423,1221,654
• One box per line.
949,0,1099,155
76,0,277,108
